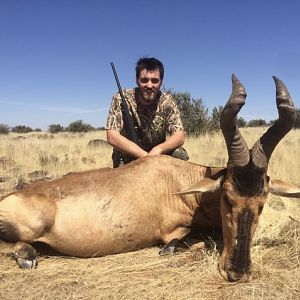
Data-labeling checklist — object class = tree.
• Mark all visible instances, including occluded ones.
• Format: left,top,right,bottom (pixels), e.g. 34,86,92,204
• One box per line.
208,105,223,132
11,125,33,133
169,90,209,135
247,119,267,127
236,117,247,128
0,123,10,134
295,108,300,129
268,119,276,126
48,124,64,133
65,120,94,132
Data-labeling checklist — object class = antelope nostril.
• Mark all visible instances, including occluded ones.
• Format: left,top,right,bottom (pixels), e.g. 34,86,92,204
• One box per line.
227,271,243,282
227,268,251,282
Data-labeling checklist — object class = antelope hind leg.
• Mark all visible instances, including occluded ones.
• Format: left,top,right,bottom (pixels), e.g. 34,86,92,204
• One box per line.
0,234,38,269
13,241,38,269
159,226,192,256
159,238,180,256
0,193,56,269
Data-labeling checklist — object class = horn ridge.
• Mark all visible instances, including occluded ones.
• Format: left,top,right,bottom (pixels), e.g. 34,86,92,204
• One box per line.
251,77,296,169
273,76,296,124
220,74,250,167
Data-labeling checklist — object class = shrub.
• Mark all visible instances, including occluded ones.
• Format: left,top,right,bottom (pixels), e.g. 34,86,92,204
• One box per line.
207,106,222,132
170,90,210,135
0,123,10,134
247,119,267,127
12,125,33,133
48,124,64,133
236,117,247,128
295,108,300,129
65,120,94,133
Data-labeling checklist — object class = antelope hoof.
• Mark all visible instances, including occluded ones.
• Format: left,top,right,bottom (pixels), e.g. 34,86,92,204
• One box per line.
159,238,179,256
15,257,38,269
159,245,175,256
13,243,38,269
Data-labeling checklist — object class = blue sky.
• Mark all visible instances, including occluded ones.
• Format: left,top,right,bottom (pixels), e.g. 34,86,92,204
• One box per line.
0,0,299,130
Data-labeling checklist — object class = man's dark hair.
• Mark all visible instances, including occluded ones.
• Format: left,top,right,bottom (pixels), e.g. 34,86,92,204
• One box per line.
135,57,164,81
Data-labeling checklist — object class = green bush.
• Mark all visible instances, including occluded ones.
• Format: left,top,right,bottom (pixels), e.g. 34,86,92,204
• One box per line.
65,120,94,133
170,90,209,135
247,119,267,127
207,106,222,132
295,108,300,129
167,90,251,135
12,125,33,133
48,124,64,133
237,117,247,128
0,123,10,134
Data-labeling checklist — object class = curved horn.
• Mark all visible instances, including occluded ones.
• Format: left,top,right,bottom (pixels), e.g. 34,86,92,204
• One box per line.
251,77,296,169
220,74,250,166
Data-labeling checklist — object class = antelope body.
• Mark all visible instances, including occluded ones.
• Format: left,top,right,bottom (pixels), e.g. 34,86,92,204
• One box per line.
0,75,299,282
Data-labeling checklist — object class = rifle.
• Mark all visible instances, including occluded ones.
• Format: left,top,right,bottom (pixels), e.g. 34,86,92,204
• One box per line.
110,62,141,146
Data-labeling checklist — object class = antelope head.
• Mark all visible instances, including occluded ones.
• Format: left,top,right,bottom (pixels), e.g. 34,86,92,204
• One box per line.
176,75,300,282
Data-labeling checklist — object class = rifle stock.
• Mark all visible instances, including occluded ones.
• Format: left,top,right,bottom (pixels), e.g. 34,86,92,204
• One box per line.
110,62,141,146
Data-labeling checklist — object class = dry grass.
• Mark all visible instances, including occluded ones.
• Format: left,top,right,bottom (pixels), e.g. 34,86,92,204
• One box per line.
0,131,111,194
0,129,299,299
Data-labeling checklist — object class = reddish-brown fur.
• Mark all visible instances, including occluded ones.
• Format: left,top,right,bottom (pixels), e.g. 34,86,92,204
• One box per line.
0,157,222,258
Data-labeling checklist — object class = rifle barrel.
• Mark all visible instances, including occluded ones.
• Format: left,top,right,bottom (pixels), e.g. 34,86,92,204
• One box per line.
110,62,140,146
110,62,123,94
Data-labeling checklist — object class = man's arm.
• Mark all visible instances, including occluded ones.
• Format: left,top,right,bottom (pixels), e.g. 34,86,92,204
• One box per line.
107,129,148,158
148,94,186,156
148,130,185,156
106,90,146,158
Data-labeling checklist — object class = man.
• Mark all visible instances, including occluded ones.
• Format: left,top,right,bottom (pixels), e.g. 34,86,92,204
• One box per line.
106,57,189,167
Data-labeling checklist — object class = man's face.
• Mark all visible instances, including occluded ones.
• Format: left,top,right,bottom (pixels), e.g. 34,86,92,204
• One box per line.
137,68,162,105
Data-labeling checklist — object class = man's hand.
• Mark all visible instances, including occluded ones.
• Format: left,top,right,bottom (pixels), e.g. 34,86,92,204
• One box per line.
106,129,148,158
149,131,185,156
148,145,164,156
107,129,185,159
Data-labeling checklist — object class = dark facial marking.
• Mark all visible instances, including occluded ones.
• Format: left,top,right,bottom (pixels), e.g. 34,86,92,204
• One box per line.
232,163,265,196
231,209,254,273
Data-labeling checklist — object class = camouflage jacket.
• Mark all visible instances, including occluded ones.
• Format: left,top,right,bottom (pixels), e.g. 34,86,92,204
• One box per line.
106,88,184,164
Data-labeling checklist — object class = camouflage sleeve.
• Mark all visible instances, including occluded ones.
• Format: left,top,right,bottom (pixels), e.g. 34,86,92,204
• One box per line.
106,92,123,131
164,95,184,134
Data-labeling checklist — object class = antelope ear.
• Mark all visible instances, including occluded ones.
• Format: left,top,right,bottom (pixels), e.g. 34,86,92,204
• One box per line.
172,176,224,195
269,179,300,198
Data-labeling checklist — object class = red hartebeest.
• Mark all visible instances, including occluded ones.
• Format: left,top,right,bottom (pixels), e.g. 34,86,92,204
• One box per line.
0,75,299,282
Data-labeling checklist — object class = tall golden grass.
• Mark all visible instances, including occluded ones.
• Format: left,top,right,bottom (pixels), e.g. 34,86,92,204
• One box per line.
0,128,299,299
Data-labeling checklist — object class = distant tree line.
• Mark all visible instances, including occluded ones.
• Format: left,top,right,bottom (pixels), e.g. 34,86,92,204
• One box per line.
1,92,300,135
0,120,105,135
48,120,98,133
169,91,300,135
0,124,42,135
